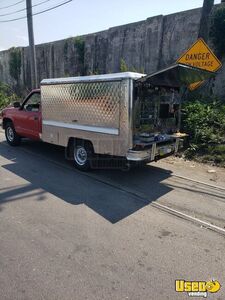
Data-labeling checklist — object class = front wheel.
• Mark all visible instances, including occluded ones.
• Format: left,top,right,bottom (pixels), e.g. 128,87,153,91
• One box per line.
5,122,21,146
72,141,93,171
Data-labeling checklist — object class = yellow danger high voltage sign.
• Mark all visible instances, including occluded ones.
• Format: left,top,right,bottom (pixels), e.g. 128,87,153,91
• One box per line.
177,38,222,90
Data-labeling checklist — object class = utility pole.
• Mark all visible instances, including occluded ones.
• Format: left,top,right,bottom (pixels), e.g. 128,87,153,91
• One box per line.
198,0,214,42
198,0,215,94
26,0,37,88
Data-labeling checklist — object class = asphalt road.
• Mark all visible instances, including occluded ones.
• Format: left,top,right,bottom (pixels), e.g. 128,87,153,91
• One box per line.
0,130,225,300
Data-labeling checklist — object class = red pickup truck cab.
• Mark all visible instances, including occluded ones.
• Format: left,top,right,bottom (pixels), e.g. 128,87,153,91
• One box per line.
2,89,42,146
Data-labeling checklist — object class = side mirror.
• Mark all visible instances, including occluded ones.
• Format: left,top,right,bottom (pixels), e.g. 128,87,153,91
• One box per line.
13,102,21,108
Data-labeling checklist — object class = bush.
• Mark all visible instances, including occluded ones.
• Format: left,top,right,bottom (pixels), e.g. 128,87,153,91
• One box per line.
0,82,17,110
182,99,225,165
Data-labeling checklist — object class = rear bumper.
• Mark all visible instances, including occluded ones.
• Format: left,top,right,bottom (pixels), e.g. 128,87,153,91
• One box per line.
126,149,152,162
126,138,181,162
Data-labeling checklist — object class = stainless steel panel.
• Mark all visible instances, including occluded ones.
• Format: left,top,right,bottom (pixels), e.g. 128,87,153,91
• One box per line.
41,81,122,129
41,78,133,157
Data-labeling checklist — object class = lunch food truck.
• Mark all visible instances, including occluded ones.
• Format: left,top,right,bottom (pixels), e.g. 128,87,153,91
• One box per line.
2,64,215,170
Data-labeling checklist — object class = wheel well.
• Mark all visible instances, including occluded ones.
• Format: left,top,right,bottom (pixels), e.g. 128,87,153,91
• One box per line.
66,137,94,159
3,118,13,129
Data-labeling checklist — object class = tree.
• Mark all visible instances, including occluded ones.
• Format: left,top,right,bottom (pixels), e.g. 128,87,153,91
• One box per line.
0,82,17,110
210,6,225,57
198,0,214,42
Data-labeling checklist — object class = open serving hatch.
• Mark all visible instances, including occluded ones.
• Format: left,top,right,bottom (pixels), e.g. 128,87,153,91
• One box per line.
133,64,216,145
137,63,216,88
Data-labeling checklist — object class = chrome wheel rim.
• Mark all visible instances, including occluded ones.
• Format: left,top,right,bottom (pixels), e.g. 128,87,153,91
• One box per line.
7,127,14,142
74,146,87,166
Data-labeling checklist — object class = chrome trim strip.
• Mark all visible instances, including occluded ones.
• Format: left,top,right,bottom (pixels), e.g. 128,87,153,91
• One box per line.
42,120,119,135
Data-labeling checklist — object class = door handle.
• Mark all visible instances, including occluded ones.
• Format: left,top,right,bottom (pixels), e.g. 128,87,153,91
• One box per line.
34,116,38,121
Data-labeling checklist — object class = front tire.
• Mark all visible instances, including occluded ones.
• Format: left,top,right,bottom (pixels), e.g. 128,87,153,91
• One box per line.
72,141,93,171
5,122,21,146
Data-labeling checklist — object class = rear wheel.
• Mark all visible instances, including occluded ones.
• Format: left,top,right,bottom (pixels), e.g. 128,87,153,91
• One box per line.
72,141,93,171
5,122,21,146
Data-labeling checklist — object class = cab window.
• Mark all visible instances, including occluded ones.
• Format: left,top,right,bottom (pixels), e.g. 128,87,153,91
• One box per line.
24,93,41,112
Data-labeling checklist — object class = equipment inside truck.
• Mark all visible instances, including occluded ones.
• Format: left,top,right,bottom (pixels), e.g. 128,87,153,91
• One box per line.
133,86,180,137
133,64,215,145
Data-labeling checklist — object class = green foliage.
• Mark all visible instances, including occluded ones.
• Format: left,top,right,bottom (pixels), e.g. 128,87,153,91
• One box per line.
63,40,69,58
64,71,70,77
183,101,225,144
0,82,17,110
139,67,145,74
9,47,21,82
210,7,225,57
182,99,225,165
120,58,128,72
120,58,145,73
73,36,85,64
131,66,138,72
92,69,100,75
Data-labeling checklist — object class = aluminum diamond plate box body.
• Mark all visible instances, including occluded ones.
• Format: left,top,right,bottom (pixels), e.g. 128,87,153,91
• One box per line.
42,81,121,128
41,72,144,156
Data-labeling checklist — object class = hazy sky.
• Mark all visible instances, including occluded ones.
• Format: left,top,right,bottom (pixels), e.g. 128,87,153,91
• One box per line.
0,0,221,50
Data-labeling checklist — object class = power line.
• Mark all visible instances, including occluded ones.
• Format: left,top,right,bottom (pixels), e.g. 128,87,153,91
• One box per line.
33,0,72,16
0,0,72,22
0,0,25,10
0,0,52,17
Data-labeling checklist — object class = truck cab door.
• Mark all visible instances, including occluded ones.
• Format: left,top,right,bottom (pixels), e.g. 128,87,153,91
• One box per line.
15,91,41,140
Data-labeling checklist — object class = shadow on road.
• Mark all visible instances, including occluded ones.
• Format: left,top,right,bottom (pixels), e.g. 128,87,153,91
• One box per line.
0,184,46,203
0,140,172,223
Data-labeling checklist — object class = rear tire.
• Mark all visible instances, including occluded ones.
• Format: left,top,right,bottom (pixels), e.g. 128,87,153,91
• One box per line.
72,140,93,171
5,122,21,146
